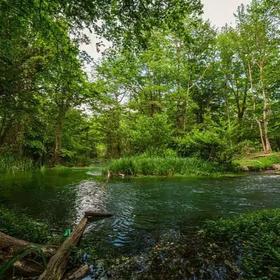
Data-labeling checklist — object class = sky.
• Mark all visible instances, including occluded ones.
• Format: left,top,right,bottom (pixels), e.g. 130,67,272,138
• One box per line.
80,0,252,63
201,0,251,27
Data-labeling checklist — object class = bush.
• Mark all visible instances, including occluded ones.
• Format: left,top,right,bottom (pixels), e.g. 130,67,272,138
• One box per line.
126,114,172,155
176,129,234,164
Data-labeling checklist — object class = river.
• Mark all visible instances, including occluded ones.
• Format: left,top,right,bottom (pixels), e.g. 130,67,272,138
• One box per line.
0,169,280,259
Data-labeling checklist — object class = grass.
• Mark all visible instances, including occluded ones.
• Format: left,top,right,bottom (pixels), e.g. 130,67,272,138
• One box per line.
105,156,231,177
0,155,34,173
111,208,280,280
235,152,280,171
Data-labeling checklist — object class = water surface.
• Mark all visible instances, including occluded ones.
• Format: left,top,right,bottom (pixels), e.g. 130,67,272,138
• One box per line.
0,170,280,258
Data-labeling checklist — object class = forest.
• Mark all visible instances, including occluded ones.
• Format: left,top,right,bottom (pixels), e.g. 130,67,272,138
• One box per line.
0,0,280,280
0,0,279,171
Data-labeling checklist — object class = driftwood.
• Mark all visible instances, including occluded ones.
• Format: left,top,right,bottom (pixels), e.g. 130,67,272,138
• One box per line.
39,211,112,280
63,264,89,280
0,231,56,277
13,259,44,276
0,231,56,259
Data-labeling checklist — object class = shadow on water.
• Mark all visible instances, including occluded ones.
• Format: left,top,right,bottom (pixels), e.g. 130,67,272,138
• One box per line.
0,171,280,260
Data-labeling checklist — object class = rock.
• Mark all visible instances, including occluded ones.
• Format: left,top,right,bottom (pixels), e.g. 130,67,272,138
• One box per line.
240,166,249,171
272,164,280,171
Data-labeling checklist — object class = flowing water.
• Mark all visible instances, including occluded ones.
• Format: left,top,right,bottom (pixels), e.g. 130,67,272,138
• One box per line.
0,169,280,259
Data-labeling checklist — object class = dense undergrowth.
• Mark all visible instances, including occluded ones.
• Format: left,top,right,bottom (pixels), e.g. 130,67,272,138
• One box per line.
105,155,232,177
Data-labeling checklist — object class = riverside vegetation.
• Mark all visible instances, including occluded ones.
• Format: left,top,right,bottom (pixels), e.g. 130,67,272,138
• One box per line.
1,206,280,279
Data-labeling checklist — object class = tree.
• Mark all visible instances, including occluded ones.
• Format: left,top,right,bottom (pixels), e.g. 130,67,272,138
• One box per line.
233,0,279,153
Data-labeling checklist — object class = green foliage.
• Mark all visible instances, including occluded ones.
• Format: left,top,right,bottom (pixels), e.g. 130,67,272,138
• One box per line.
176,124,235,164
0,0,279,170
126,114,172,155
176,117,237,164
106,155,221,176
0,207,50,243
205,209,280,279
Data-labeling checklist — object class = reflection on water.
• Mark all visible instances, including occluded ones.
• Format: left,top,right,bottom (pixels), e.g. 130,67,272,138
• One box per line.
0,171,280,258
74,181,107,222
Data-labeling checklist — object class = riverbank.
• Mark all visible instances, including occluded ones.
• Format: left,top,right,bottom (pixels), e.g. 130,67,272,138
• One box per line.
110,208,280,280
2,152,280,177
234,152,280,172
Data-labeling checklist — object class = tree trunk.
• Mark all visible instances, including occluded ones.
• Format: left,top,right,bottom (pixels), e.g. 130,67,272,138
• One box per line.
0,231,56,277
257,120,266,152
260,63,272,154
53,112,65,165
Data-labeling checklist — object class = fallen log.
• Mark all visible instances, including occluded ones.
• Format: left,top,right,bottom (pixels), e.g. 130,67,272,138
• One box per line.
0,231,56,258
0,231,56,277
63,264,89,280
39,211,112,280
13,259,44,276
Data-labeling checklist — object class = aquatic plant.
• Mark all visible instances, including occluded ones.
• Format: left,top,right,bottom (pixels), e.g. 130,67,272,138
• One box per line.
205,209,280,279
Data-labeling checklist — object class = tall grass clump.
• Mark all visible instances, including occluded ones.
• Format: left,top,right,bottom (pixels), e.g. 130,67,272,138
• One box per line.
0,154,34,173
106,155,223,177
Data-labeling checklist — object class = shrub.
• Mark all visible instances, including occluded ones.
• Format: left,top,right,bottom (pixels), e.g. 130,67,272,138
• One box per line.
175,129,234,164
